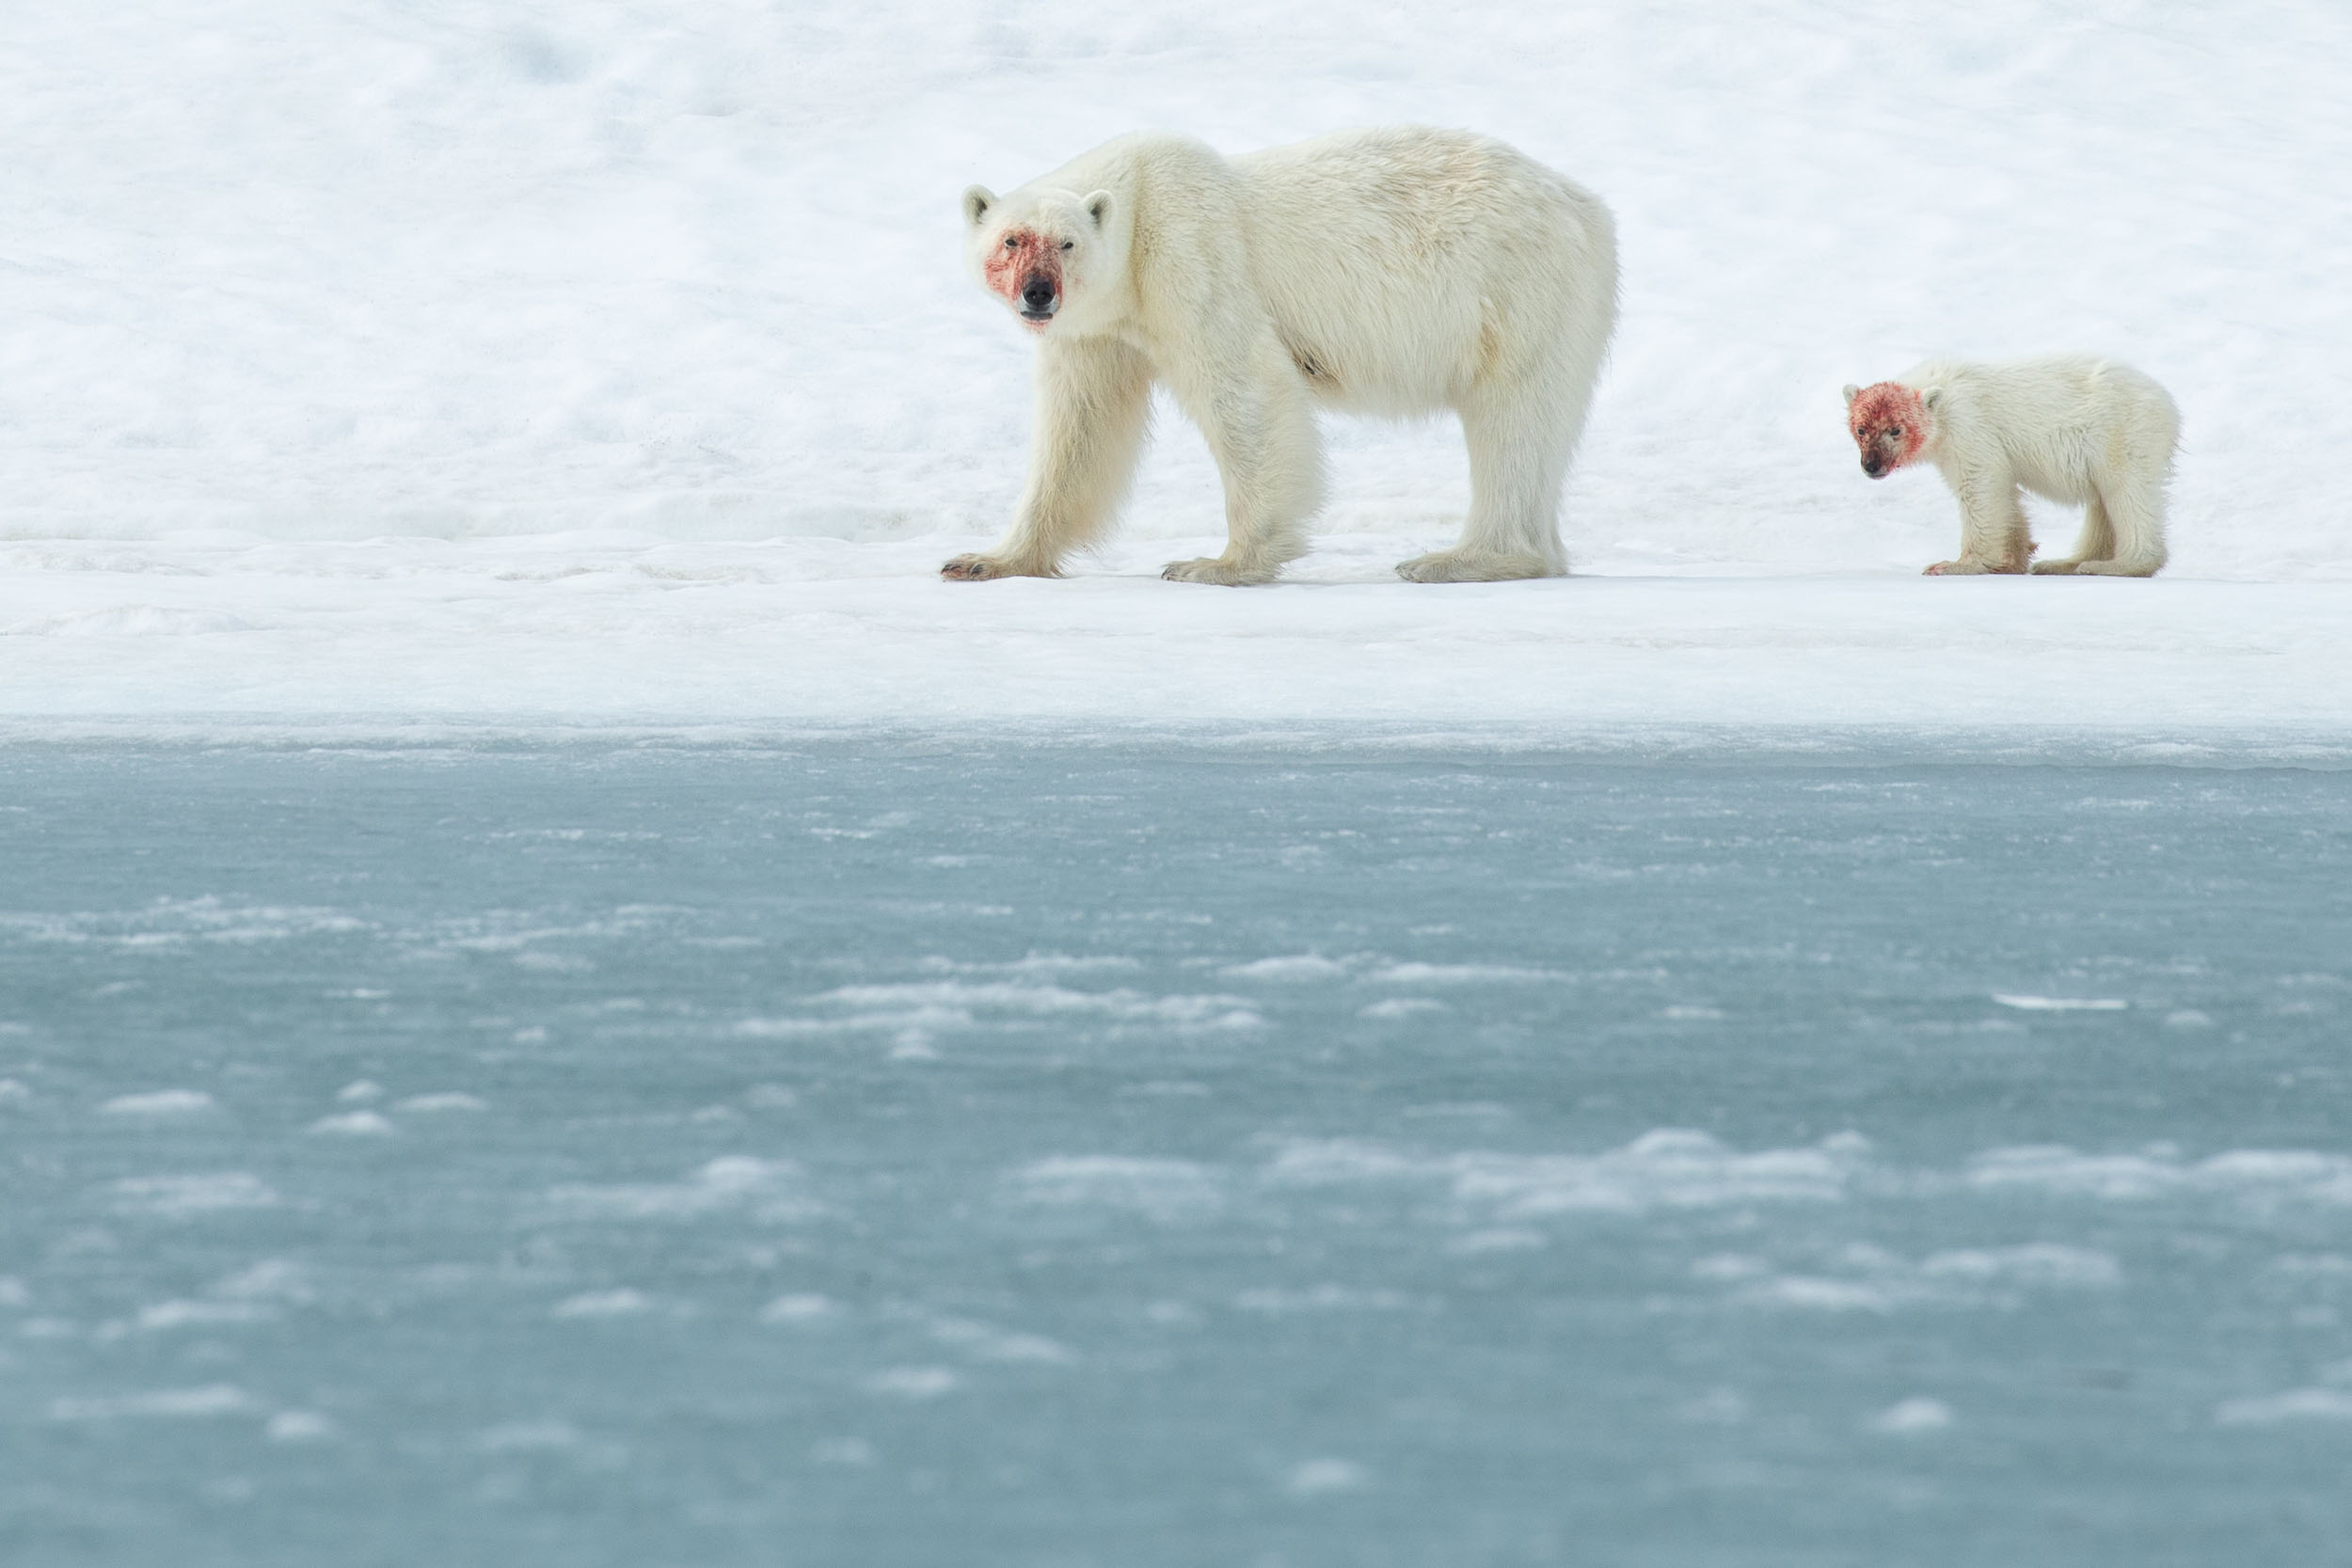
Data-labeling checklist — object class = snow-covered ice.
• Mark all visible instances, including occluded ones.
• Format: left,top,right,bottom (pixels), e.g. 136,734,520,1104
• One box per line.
7,533,2351,746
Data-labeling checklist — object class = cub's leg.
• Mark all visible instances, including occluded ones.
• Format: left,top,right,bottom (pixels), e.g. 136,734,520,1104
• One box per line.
2072,472,2168,577
1927,475,2033,575
943,337,1154,581
1160,337,1323,586
2031,493,2116,575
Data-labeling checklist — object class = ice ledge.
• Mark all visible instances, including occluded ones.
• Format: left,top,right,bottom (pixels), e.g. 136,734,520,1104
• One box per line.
4,536,2349,748
3,718,2350,768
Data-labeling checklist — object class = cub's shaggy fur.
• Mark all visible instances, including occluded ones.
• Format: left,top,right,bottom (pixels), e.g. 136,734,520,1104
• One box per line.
1844,356,2179,577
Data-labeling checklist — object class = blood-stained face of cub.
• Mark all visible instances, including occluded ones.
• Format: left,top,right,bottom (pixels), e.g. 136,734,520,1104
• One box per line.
961,183,1122,336
1842,381,1934,479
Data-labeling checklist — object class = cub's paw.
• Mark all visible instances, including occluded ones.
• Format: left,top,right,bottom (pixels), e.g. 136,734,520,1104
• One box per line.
941,553,1033,581
1395,549,1555,583
2029,559,2082,575
1923,560,1994,576
1161,556,1276,586
2072,558,2162,578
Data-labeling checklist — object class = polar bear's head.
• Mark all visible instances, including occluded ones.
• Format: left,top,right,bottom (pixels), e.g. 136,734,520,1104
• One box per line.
961,183,1125,336
1841,381,1938,478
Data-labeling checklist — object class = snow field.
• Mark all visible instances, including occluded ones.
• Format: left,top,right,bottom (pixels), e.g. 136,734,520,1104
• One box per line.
1,0,2346,561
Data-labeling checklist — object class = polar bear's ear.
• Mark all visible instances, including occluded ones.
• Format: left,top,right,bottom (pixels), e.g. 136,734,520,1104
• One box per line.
1082,189,1115,229
962,186,996,229
1922,388,1942,410
1841,384,1860,407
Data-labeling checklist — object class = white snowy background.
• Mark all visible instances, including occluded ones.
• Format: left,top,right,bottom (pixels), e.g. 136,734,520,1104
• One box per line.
3,0,2348,738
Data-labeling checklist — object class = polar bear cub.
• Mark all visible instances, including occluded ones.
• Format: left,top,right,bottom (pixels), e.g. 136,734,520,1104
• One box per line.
1843,356,2179,577
946,128,1618,586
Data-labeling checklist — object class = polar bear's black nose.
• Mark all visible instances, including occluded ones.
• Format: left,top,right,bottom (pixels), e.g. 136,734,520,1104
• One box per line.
1021,276,1057,314
1862,454,1883,477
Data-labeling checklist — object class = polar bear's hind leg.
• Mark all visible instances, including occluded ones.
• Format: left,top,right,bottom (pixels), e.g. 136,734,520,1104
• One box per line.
1396,355,1582,584
2030,492,2115,575
2072,475,2167,576
1395,214,1611,586
1392,391,1565,582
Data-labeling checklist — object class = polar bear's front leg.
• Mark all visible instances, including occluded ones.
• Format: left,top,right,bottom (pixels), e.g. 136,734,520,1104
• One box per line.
1929,474,2032,576
943,337,1153,582
1160,342,1324,586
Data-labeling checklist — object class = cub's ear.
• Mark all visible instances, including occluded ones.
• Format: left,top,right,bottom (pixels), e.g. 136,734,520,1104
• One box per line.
1922,388,1942,410
1840,384,1860,408
1082,189,1115,229
962,185,995,228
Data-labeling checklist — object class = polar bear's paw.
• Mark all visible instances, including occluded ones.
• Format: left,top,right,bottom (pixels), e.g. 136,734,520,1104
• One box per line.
2028,558,2083,575
941,553,1047,581
1394,549,1557,584
1161,555,1279,586
2071,557,2163,578
1923,560,1999,576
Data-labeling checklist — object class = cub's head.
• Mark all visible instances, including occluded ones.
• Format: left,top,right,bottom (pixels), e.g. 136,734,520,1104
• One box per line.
1841,381,1938,478
961,183,1123,336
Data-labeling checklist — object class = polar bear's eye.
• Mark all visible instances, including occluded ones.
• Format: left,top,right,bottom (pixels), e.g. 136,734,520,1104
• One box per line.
1004,237,1019,249
1059,240,1073,251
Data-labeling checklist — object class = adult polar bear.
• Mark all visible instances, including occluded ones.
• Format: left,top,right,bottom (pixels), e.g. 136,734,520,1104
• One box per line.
945,128,1617,586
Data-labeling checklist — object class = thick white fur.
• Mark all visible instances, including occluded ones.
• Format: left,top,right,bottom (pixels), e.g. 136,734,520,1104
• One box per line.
1851,356,2180,578
948,128,1618,586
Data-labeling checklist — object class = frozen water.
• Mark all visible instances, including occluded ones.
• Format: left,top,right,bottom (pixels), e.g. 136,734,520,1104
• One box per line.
2,741,2348,1565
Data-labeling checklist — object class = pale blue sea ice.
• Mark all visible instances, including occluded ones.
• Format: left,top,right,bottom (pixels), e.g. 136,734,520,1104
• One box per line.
2,742,2347,1566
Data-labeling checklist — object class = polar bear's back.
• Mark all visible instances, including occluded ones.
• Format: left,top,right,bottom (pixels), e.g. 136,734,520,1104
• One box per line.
1013,127,1614,420
1904,355,2178,502
1231,128,1617,417
1904,356,2175,428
